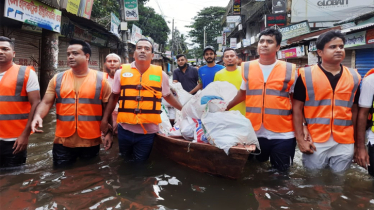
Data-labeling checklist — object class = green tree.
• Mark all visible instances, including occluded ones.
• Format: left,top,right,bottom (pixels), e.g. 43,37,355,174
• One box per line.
92,0,169,46
187,6,226,56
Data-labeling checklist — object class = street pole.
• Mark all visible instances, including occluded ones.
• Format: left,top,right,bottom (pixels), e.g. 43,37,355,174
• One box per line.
203,26,206,49
120,0,128,63
40,29,58,98
171,18,174,72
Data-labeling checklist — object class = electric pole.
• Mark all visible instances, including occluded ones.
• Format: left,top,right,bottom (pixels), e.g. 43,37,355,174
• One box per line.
120,0,129,63
171,19,174,72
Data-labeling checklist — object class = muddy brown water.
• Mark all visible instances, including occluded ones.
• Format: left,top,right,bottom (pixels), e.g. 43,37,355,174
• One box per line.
1,110,373,209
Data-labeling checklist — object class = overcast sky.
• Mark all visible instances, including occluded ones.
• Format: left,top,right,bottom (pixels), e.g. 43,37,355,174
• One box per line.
145,0,229,46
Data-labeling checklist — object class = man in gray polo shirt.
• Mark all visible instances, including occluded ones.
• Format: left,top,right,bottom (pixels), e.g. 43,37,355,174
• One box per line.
173,54,198,93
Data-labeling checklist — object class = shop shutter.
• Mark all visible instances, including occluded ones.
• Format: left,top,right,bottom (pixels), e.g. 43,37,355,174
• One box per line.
57,40,68,72
341,50,353,68
356,48,374,77
89,45,100,70
10,30,41,74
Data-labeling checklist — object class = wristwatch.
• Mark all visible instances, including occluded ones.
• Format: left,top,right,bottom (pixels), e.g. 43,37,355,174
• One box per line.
302,122,308,126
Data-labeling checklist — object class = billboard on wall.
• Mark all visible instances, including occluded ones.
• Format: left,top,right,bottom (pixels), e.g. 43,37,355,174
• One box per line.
130,24,142,43
279,21,311,41
265,13,287,27
4,0,62,32
291,0,374,23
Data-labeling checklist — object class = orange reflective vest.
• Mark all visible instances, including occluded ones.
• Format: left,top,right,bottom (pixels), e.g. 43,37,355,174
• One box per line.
0,65,34,138
54,69,105,139
117,64,162,134
104,72,109,79
242,60,296,132
299,65,361,144
364,68,374,132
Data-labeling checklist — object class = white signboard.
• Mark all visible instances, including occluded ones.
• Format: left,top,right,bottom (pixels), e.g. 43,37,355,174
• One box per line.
291,0,374,23
227,15,241,23
279,21,311,41
4,0,61,32
130,24,142,43
242,39,251,47
230,38,237,49
217,36,223,44
110,13,121,39
345,31,366,48
308,52,319,65
124,0,139,21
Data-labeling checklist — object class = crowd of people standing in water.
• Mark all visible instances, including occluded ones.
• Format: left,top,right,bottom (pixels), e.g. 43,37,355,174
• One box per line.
0,27,373,178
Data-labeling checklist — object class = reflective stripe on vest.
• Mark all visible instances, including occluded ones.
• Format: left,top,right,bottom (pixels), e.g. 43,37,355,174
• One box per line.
243,61,293,116
0,66,29,120
304,66,359,126
55,71,103,122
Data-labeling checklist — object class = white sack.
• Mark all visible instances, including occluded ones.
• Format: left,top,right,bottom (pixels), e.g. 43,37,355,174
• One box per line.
201,109,259,155
180,117,195,140
159,105,172,136
181,81,237,120
170,82,192,106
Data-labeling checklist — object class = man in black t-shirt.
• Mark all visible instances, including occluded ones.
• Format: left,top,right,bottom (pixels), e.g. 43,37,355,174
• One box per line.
293,30,361,173
173,54,198,93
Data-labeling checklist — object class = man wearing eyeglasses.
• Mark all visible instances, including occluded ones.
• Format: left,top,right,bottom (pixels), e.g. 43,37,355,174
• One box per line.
189,46,224,94
101,39,182,162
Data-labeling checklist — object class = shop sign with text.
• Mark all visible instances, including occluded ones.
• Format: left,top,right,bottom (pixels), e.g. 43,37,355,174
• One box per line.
265,13,287,27
125,0,139,21
277,46,305,59
233,0,241,15
279,21,311,41
4,0,61,32
345,31,366,48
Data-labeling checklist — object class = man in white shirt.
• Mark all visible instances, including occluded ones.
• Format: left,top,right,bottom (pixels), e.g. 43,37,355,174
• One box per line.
104,53,121,135
0,36,40,167
226,28,297,171
356,68,374,176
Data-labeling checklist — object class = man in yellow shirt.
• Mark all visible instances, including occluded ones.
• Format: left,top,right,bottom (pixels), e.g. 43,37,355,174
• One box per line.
214,48,246,115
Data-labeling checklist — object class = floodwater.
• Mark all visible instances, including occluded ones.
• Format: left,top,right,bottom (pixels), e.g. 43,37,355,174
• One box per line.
1,110,374,210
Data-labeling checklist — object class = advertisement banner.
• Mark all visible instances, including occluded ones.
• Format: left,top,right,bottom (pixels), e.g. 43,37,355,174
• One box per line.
279,21,311,41
277,46,305,59
110,13,121,39
217,36,223,44
4,0,62,32
242,39,251,47
67,0,80,15
230,38,237,49
222,32,227,46
233,0,241,15
366,28,374,44
81,0,94,19
291,0,374,23
265,13,287,28
226,15,241,23
130,24,142,43
345,31,366,48
124,0,139,21
272,0,286,13
309,41,317,51
223,27,231,33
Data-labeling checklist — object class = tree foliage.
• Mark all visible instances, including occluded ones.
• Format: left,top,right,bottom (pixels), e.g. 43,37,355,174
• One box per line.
187,6,226,57
91,0,169,47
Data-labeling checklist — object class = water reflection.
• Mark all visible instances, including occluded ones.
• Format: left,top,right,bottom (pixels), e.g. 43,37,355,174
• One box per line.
0,110,373,209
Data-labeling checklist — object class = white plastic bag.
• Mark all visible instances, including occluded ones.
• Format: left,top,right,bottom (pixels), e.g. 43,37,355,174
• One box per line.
201,107,259,155
159,105,172,136
181,81,237,120
169,120,182,136
170,82,192,106
180,117,195,140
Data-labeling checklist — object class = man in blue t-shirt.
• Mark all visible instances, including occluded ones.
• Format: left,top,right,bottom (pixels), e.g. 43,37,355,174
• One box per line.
190,46,224,94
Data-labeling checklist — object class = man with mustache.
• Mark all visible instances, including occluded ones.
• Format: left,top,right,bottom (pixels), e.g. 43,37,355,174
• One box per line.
226,28,297,171
190,46,224,94
104,53,121,135
31,39,113,166
173,54,198,93
293,30,361,173
0,36,40,167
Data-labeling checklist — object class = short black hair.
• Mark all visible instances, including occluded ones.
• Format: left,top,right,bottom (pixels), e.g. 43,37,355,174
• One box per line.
136,38,154,53
176,54,186,60
0,36,15,50
237,53,244,60
316,30,346,51
258,28,282,46
69,39,91,58
223,48,236,56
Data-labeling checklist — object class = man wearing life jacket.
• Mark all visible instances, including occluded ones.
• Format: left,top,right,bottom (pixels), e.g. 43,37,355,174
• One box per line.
104,53,121,135
0,36,40,167
31,39,112,166
226,28,297,171
356,68,374,176
293,30,361,173
101,39,182,162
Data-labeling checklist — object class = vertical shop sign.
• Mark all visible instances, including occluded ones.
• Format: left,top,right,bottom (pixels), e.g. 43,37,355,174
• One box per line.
124,0,139,21
233,0,241,15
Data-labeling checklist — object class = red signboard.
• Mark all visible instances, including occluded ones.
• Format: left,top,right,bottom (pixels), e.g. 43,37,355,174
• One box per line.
265,13,287,28
366,28,374,44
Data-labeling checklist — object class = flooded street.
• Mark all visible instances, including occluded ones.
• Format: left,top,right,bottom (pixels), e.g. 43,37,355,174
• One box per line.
1,110,374,209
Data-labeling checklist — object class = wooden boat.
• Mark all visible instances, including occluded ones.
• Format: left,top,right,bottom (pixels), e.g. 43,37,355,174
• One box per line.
153,134,251,179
